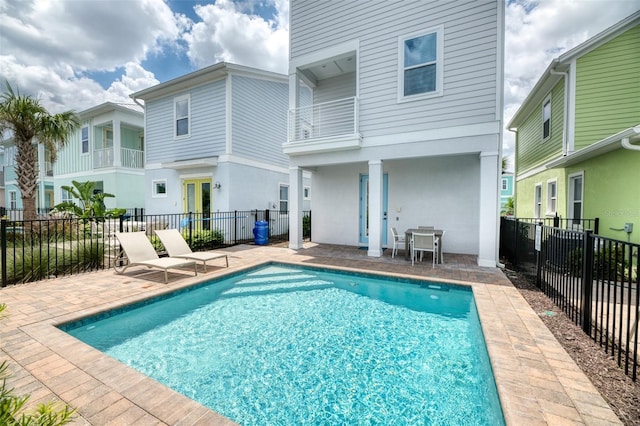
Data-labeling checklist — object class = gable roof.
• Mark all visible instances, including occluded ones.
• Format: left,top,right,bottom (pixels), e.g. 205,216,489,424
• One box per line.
129,62,287,102
507,10,640,130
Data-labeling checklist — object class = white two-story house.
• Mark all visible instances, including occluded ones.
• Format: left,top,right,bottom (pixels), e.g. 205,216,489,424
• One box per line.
54,102,145,211
131,63,310,219
285,0,504,266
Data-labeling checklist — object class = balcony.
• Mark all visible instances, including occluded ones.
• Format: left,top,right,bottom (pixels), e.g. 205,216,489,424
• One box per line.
93,148,143,169
284,96,361,155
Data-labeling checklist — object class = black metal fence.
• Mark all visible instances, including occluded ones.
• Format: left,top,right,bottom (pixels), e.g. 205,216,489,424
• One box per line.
500,217,639,381
0,207,146,222
1,209,311,287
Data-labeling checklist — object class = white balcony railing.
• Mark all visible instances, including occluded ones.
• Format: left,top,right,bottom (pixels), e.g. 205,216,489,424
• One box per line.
93,148,114,168
288,97,358,143
93,148,143,169
121,147,143,169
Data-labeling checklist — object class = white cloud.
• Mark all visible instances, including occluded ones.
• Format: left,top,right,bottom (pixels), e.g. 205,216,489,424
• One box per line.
0,0,179,111
183,0,289,74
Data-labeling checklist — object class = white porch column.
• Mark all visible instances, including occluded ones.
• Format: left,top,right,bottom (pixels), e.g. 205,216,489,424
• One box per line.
288,166,304,250
367,160,383,257
113,118,121,167
478,151,500,267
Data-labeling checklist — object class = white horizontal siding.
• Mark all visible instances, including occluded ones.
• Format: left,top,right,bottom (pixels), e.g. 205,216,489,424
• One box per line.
230,75,289,167
54,121,93,175
145,80,226,164
291,0,500,137
314,73,356,104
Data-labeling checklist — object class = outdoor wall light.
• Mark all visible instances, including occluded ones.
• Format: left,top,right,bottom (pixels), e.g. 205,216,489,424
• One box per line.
214,181,221,189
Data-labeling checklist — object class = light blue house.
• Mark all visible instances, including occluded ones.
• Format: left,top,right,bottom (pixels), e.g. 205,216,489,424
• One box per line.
131,62,311,218
53,102,145,211
500,173,514,214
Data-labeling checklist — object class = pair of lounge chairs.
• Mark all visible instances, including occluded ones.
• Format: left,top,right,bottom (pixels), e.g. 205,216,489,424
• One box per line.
114,229,228,283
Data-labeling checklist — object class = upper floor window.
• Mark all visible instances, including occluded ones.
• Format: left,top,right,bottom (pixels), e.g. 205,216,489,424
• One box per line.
81,126,89,154
174,95,190,138
104,129,113,147
501,178,508,191
542,97,551,140
534,184,542,219
398,26,444,101
546,180,557,215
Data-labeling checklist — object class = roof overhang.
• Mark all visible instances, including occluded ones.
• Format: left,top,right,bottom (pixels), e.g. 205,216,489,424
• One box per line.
545,126,640,168
161,157,218,170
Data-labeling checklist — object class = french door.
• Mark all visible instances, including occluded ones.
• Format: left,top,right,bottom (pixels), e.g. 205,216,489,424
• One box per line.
183,179,212,230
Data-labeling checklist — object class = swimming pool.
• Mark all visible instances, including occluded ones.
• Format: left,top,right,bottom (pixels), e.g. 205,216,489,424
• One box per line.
62,263,505,425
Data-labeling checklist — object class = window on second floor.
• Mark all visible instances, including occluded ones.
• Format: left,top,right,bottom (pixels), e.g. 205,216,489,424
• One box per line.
81,126,89,154
174,95,190,138
534,184,542,219
542,97,551,140
546,180,557,215
399,26,443,101
279,184,289,213
501,178,508,191
104,129,113,148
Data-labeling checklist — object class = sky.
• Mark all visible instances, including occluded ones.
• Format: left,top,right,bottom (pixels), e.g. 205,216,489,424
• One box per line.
1,0,639,170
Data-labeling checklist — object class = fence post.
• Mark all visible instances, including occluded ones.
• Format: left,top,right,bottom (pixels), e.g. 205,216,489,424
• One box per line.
581,229,594,335
553,214,559,228
513,219,519,267
234,210,238,245
188,212,193,245
265,209,270,239
1,218,6,288
594,217,600,235
535,222,543,288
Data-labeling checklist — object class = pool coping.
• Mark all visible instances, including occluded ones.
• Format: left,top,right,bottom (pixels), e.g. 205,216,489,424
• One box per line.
0,245,623,425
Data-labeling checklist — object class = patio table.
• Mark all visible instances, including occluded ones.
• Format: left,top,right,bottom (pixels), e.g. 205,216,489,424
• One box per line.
404,228,444,263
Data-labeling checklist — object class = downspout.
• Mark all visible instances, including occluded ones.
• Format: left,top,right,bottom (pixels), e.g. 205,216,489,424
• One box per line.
621,126,640,151
549,66,569,155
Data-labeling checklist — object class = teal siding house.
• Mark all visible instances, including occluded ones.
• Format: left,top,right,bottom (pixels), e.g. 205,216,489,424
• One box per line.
54,102,145,211
500,173,514,214
507,11,640,243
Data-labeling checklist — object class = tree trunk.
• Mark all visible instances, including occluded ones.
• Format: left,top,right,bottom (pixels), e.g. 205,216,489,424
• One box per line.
16,142,39,221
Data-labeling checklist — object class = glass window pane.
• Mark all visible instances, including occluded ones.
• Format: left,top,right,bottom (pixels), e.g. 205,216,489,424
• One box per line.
404,65,436,96
176,118,188,136
404,33,437,67
176,100,188,118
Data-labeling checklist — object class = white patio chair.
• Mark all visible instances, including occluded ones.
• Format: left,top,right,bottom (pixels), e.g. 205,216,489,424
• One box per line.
390,227,405,258
411,232,439,267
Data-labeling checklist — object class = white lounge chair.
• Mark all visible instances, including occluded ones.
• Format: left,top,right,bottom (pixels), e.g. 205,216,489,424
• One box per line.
154,229,228,272
114,232,197,283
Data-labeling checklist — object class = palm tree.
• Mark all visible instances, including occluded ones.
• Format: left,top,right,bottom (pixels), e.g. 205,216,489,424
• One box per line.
0,81,79,221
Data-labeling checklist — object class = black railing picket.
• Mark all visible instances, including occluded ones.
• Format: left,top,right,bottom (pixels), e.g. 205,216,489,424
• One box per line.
1,219,6,287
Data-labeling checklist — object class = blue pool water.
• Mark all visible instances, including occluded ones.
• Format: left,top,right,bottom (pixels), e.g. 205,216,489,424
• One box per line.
62,264,505,425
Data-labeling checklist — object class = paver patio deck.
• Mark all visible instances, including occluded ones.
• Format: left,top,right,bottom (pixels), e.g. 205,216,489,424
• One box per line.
0,243,622,425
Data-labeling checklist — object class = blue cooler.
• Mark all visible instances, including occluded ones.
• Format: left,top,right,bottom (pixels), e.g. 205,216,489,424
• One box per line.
253,221,269,245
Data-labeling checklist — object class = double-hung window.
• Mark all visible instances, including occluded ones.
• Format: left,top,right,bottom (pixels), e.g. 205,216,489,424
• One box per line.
568,173,583,224
542,97,551,140
546,180,557,215
81,126,89,154
9,190,17,209
399,26,443,101
534,184,542,219
61,188,73,203
279,185,289,213
501,178,508,191
174,94,190,138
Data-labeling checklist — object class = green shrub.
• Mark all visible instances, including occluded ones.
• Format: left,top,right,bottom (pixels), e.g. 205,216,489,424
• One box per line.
184,229,224,251
303,215,311,239
566,245,632,280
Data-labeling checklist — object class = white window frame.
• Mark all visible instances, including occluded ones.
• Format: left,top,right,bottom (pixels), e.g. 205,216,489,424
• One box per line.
546,179,557,216
81,126,89,155
542,95,551,141
501,178,508,191
534,183,542,219
398,26,444,102
174,94,191,139
568,172,584,224
60,188,73,203
9,190,17,209
152,179,167,198
279,184,289,213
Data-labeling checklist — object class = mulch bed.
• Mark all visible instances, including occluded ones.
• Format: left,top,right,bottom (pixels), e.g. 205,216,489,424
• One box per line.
503,267,640,425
